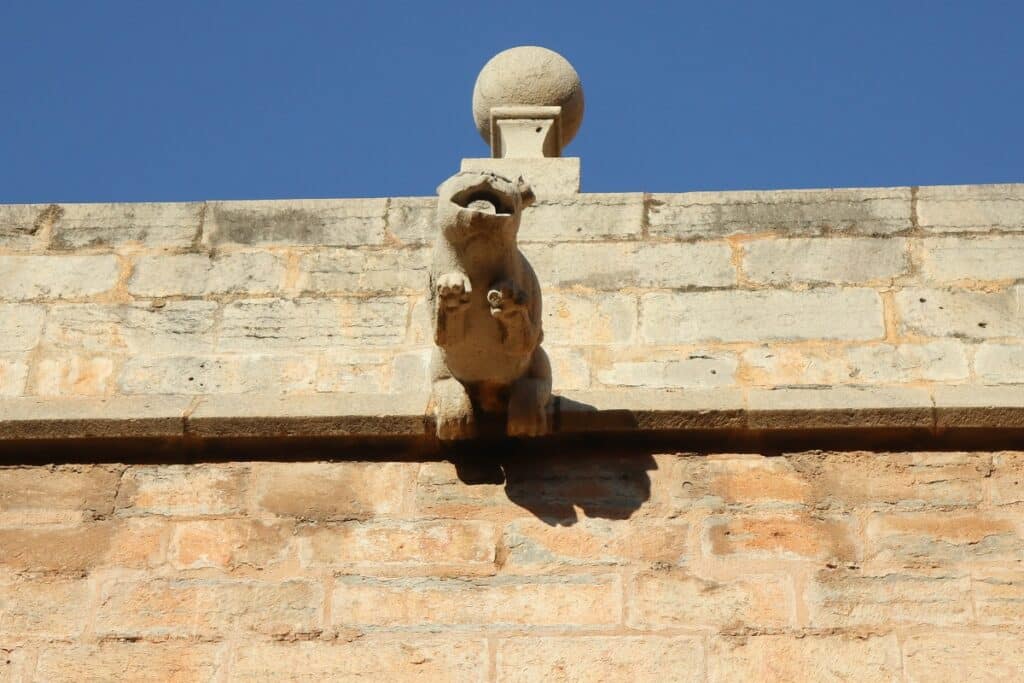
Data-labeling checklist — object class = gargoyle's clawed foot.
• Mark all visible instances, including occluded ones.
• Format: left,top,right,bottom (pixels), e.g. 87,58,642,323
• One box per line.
507,378,549,438
432,378,476,441
487,280,527,318
437,272,472,309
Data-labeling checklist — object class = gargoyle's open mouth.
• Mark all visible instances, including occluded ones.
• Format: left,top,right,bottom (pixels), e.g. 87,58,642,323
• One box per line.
450,187,514,216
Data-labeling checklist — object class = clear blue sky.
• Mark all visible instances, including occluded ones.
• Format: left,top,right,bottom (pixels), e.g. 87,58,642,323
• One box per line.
2,2,1021,203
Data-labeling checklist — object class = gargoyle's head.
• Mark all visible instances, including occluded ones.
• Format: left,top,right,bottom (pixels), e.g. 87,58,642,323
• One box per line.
436,171,535,243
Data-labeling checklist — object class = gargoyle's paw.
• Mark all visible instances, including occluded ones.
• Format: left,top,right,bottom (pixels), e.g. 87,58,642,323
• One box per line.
508,407,547,438
436,272,472,307
487,281,526,317
437,413,476,441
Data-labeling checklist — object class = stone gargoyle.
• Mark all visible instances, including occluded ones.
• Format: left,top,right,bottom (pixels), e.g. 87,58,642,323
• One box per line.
428,170,551,440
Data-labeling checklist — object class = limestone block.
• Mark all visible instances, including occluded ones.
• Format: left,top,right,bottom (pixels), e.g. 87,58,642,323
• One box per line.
920,235,1024,282
94,578,322,640
32,354,117,396
217,297,407,351
0,354,28,396
748,386,934,429
330,574,619,627
299,520,497,569
119,354,316,395
298,247,429,294
0,255,119,300
386,197,435,245
41,304,125,352
742,345,854,385
252,462,414,520
0,578,91,639
0,304,45,351
705,513,857,561
975,343,1024,383
903,632,1024,682
51,201,202,250
707,634,901,683
546,346,591,390
845,341,970,383
519,193,643,242
649,187,911,240
129,252,287,297
743,237,908,285
121,301,218,354
627,570,791,630
544,292,637,345
556,388,746,431
918,183,1024,233
34,643,227,683
116,464,246,517
973,569,1024,625
0,464,122,524
595,352,738,389
389,348,432,393
205,198,386,246
0,203,56,250
0,396,188,439
864,510,1023,566
523,241,735,289
641,288,885,343
895,286,1024,339
228,640,486,682
0,523,117,572
807,570,972,628
502,518,691,568
316,349,391,393
497,637,704,683
933,385,1024,428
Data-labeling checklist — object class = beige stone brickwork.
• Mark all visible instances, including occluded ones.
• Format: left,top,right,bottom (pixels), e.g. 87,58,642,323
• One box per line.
0,452,1018,681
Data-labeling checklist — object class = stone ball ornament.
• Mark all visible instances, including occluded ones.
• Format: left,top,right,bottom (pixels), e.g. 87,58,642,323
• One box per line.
472,46,585,151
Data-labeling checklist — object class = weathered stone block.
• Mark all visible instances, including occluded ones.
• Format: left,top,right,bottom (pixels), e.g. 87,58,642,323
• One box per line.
315,349,390,393
206,198,387,246
502,518,690,568
386,196,435,245
523,241,735,289
34,643,226,683
32,354,117,396
807,569,972,628
0,354,28,396
0,578,91,638
52,201,202,249
228,639,486,682
299,520,497,569
0,203,56,250
0,304,45,352
975,343,1024,384
331,574,619,627
119,354,316,395
95,578,322,639
921,235,1024,282
497,636,705,683
121,301,219,354
170,519,293,570
116,465,247,517
0,255,119,300
902,632,1024,682
864,511,1024,567
627,570,791,630
0,523,115,572
896,286,1024,339
129,252,287,297
918,183,1024,233
544,292,637,345
546,345,591,390
990,452,1024,507
253,462,413,521
0,464,121,524
649,187,911,239
707,454,810,506
845,341,970,384
741,344,852,385
705,513,857,561
743,237,908,285
642,288,885,343
218,297,407,351
298,247,429,294
595,351,738,388
519,193,643,242
707,634,901,682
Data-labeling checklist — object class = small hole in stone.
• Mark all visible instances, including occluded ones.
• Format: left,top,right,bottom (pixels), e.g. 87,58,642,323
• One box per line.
978,322,988,328
188,377,194,381
919,298,926,303
710,370,717,374
535,126,542,133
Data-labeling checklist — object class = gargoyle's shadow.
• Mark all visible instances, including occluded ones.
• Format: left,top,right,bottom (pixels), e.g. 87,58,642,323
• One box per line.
449,397,656,526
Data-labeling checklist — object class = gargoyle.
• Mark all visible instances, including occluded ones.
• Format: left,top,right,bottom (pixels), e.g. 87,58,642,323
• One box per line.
429,170,551,440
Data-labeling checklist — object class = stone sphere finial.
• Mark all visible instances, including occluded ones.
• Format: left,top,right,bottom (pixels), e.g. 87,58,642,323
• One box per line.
472,46,584,153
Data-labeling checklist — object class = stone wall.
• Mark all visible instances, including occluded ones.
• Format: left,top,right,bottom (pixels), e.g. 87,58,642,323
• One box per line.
0,451,1021,680
1,184,1022,403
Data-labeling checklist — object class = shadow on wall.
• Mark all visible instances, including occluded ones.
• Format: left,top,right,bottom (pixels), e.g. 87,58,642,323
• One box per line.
448,399,655,526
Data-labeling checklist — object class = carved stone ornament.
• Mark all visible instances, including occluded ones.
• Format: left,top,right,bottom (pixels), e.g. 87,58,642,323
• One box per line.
428,171,551,440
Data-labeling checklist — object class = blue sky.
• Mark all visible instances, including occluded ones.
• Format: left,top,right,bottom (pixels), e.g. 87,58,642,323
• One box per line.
1,2,1021,203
